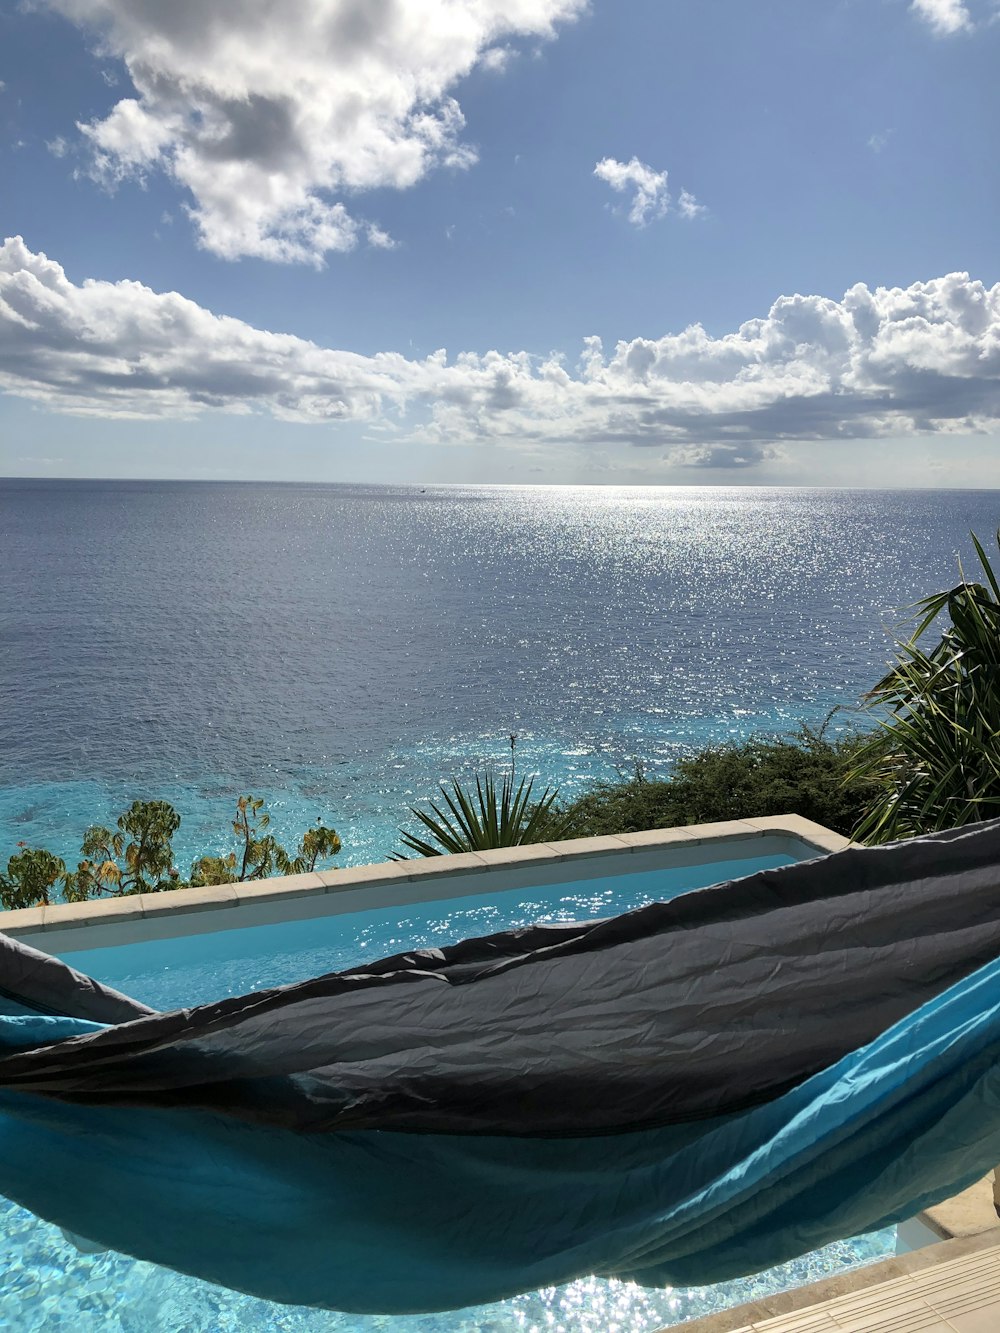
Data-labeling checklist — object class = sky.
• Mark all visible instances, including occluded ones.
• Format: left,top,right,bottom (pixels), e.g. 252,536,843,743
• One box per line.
1,0,998,487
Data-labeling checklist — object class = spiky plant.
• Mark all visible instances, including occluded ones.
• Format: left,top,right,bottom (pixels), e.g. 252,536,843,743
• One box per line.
397,769,574,856
851,531,1000,843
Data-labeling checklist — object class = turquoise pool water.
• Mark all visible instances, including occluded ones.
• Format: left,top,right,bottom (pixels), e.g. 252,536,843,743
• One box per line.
0,850,896,1330
62,851,799,1009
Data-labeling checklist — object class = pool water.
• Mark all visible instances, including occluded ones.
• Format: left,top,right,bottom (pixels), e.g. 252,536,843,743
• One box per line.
62,851,799,1009
0,850,897,1330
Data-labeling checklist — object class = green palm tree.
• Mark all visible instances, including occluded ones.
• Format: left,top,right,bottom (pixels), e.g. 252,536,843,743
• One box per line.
397,768,574,856
852,531,1000,842
398,734,575,856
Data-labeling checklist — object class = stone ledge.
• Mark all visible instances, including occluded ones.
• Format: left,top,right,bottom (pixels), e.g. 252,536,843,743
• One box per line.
919,1172,1000,1240
617,826,700,849
743,815,851,854
40,896,145,931
136,884,240,916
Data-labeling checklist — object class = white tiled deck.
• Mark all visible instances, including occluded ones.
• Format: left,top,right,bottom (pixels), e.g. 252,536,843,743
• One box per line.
670,1222,1000,1333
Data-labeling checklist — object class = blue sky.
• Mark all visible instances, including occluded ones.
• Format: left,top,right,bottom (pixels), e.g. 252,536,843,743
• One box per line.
1,0,998,485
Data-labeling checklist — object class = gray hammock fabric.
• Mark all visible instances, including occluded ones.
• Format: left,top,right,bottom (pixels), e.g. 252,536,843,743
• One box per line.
1,820,1000,1311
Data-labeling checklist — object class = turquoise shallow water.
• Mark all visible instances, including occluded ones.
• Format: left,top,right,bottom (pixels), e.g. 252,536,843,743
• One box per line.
3,481,1000,872
0,849,897,1330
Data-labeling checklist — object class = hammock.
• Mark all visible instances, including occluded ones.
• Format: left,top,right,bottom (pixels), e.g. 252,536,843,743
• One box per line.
2,820,1000,1313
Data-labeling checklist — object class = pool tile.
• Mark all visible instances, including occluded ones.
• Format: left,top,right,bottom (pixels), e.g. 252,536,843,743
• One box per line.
947,1305,1000,1331
754,1308,840,1330
617,827,700,849
0,906,47,934
318,861,412,892
137,884,239,915
474,843,566,866
233,873,326,903
683,820,767,843
403,852,491,880
743,816,850,854
40,896,144,930
550,834,634,858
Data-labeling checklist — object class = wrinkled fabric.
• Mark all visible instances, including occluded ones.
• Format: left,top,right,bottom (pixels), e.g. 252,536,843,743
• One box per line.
4,821,1000,1135
0,821,999,1311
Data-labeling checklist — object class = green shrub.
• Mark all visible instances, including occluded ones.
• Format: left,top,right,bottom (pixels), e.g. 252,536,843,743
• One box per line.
561,725,879,840
0,847,68,910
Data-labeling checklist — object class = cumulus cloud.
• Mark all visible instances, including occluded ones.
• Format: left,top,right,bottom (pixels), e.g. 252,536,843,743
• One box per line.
594,156,704,227
42,0,585,264
2,238,999,462
910,0,973,34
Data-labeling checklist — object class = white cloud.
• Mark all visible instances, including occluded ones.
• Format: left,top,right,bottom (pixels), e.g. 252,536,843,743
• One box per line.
867,129,895,154
40,0,585,265
2,238,999,460
46,136,69,158
594,157,704,227
676,189,707,220
910,0,973,34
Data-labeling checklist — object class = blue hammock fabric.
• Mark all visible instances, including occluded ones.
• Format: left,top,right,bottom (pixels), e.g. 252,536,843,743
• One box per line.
2,822,1000,1313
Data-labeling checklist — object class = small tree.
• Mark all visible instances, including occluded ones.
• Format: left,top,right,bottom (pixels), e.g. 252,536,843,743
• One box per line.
191,798,341,885
192,795,281,885
0,846,67,910
281,822,342,874
66,799,182,898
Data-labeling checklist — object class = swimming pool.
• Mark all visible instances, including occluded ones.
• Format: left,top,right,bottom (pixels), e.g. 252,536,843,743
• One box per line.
59,843,808,1009
1,820,904,1331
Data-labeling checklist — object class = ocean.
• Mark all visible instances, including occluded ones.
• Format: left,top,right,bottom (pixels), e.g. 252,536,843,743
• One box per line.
2,479,998,875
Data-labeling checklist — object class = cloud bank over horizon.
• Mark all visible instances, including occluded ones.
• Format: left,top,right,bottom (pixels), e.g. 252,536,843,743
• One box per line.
2,237,999,463
42,0,585,264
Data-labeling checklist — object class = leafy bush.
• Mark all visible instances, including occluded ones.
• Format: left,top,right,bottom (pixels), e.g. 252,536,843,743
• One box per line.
0,847,68,910
851,532,1000,843
561,725,879,840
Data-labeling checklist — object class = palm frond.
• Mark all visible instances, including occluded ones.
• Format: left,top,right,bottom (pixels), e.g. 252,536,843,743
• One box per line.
397,768,574,857
851,530,1000,842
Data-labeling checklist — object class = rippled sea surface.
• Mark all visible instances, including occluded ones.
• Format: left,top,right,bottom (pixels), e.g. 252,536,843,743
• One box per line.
3,479,999,867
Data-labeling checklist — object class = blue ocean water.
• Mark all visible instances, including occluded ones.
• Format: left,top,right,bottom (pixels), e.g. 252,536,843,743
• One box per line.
2,479,999,872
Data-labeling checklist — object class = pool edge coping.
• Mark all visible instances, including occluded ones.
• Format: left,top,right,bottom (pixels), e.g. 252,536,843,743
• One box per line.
0,813,849,938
